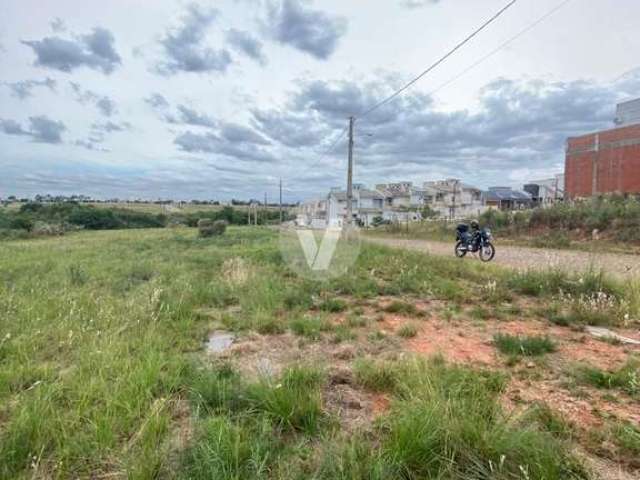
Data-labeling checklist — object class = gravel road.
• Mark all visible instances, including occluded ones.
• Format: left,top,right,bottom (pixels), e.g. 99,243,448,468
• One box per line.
365,236,640,280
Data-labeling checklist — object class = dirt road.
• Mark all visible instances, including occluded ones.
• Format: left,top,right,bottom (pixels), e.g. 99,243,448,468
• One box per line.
365,236,640,280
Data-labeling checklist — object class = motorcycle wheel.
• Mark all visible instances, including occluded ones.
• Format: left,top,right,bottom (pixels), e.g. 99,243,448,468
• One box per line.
454,241,467,258
479,242,496,262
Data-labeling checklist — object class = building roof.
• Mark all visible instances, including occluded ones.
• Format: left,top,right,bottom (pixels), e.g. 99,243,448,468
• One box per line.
483,188,531,202
329,189,384,201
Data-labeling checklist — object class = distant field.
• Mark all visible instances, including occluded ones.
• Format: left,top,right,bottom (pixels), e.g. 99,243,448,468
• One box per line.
3,201,292,215
1,227,639,478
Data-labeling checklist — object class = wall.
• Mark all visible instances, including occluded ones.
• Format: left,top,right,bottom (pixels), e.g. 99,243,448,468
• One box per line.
566,124,640,199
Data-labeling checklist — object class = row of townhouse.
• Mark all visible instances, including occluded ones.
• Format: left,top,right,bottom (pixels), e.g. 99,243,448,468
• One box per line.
298,179,490,228
296,177,557,228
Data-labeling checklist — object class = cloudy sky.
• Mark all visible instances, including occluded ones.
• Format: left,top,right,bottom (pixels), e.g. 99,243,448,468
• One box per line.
0,0,639,201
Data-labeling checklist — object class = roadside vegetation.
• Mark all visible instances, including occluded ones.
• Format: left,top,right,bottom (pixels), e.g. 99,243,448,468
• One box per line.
367,194,640,252
1,226,639,477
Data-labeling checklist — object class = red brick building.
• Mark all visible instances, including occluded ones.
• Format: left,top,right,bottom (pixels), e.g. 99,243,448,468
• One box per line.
565,124,640,199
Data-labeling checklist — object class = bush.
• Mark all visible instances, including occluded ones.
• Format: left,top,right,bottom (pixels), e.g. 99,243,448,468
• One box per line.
198,219,228,237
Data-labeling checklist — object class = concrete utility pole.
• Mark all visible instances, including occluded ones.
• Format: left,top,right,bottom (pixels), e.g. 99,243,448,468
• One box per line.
264,192,267,226
279,179,283,224
346,116,355,226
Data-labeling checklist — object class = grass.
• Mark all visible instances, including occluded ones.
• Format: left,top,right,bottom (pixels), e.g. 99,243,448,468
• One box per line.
494,333,557,356
573,360,639,396
332,357,587,480
0,226,636,477
396,323,419,338
383,300,419,316
289,315,332,340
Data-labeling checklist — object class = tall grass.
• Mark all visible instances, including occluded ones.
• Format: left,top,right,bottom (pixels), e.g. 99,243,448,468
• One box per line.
322,357,587,480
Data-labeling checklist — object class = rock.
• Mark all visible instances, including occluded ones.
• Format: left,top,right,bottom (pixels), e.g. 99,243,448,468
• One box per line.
586,326,640,345
526,362,535,368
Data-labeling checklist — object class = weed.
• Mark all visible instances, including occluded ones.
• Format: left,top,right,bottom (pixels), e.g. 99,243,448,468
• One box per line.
289,315,332,340
355,357,587,480
247,366,326,433
383,300,418,316
470,305,492,320
181,414,277,479
397,323,419,338
319,298,348,313
573,360,639,396
345,314,368,328
68,264,88,286
353,357,399,392
522,402,574,439
494,334,557,356
331,325,356,344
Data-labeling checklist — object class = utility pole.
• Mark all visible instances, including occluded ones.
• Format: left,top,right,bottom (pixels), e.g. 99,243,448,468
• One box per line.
279,178,283,224
264,192,267,226
346,116,355,226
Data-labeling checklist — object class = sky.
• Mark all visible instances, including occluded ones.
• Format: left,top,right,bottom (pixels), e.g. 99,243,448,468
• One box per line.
0,0,639,202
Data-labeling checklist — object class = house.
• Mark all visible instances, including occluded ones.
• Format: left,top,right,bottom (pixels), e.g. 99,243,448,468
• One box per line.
483,187,532,210
297,199,328,228
523,174,564,206
422,179,486,219
327,184,385,227
375,182,425,223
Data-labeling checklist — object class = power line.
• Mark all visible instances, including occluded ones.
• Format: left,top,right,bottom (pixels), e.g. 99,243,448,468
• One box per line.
358,0,519,120
427,0,573,98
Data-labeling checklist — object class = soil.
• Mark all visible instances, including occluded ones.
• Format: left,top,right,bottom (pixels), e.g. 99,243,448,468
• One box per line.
204,294,640,477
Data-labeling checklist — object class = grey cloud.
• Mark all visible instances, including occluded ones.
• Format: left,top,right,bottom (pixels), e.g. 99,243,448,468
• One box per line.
75,139,110,152
226,29,267,65
145,93,170,109
400,0,439,8
4,78,57,99
220,122,270,145
50,18,67,32
28,116,66,143
250,70,640,190
96,96,117,116
265,0,347,60
174,122,275,162
1,116,66,144
91,120,131,133
0,119,28,135
70,82,117,117
145,94,217,128
22,27,121,74
157,3,231,75
176,105,217,128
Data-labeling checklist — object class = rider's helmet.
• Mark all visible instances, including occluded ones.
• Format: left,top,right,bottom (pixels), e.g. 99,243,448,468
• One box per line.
470,220,480,230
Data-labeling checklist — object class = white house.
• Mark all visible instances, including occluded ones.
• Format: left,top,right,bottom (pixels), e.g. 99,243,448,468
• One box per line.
327,184,384,227
422,179,486,219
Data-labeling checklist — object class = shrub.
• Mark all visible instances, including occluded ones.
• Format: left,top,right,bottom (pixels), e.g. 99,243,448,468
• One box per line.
198,219,228,237
493,334,556,356
397,323,419,338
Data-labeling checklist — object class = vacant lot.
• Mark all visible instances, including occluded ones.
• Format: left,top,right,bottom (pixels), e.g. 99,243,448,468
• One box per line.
1,228,639,479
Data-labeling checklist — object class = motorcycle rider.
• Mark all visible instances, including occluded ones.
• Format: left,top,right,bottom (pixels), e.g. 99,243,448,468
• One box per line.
470,220,481,249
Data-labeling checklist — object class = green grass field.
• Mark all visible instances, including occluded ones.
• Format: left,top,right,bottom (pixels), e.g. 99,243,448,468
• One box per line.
1,227,639,478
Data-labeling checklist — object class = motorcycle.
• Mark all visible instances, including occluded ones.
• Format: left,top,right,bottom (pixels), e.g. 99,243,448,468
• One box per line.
454,224,496,262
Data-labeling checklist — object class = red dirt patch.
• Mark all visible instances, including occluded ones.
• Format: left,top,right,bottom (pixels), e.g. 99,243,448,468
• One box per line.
372,393,391,415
